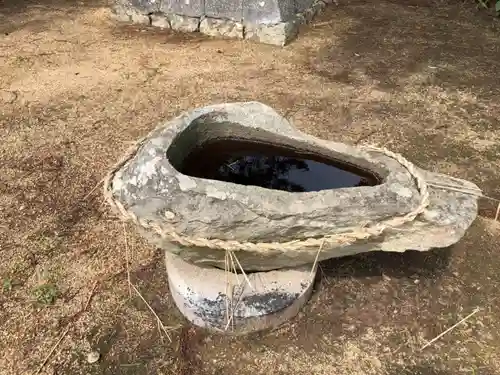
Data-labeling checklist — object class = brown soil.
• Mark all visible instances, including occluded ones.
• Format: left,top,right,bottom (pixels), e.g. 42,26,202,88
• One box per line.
1,0,500,374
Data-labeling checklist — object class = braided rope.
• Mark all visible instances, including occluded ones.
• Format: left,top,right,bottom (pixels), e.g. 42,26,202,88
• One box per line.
103,140,430,254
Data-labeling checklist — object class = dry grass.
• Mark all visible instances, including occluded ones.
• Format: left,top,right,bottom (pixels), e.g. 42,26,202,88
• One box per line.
1,0,500,374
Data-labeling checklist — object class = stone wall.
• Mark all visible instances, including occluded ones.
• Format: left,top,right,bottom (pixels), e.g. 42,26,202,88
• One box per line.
111,0,335,46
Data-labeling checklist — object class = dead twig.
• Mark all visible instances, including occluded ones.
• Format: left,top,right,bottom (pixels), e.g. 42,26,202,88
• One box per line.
354,130,379,145
477,0,489,9
282,106,301,122
113,227,179,341
130,283,174,343
123,222,131,298
84,281,99,311
310,239,325,279
35,327,70,374
228,251,241,286
224,285,245,331
224,250,230,326
225,251,243,332
318,264,331,286
420,308,480,350
228,251,253,290
82,177,105,201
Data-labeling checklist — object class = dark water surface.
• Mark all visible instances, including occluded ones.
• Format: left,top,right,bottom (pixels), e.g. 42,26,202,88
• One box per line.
178,139,380,192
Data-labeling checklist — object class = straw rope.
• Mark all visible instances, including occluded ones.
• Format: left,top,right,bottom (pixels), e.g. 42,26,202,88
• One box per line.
103,140,432,254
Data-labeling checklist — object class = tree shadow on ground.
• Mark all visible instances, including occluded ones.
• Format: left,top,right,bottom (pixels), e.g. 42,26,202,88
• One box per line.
0,0,105,14
309,0,500,97
386,364,497,375
319,246,452,281
0,0,106,34
386,364,453,375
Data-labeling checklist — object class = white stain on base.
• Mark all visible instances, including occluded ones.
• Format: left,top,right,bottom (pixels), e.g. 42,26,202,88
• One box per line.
139,157,162,185
390,183,413,198
176,174,197,191
206,185,228,200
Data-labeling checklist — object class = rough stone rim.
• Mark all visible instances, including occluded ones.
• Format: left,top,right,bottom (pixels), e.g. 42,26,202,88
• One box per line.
103,102,431,254
110,102,425,208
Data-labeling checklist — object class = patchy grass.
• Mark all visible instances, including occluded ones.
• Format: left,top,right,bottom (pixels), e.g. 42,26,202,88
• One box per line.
2,278,13,294
32,282,58,305
0,0,500,374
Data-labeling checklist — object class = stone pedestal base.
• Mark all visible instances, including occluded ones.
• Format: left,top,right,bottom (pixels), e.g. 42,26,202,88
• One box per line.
165,252,316,334
110,0,333,46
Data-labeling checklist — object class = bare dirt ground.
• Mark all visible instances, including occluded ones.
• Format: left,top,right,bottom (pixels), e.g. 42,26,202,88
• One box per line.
1,0,500,374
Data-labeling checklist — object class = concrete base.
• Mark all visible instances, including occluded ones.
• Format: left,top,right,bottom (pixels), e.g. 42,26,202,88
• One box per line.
165,252,316,334
110,0,334,46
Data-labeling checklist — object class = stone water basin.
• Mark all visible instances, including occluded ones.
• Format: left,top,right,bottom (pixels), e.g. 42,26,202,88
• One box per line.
104,101,480,272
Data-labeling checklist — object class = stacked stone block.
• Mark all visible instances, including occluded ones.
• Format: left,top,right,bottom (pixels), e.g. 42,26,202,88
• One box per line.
111,0,333,46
